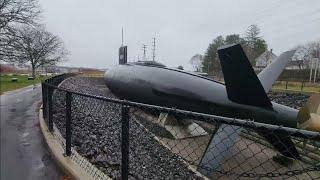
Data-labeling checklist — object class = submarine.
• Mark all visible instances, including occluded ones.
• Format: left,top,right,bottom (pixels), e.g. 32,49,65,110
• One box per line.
105,44,320,159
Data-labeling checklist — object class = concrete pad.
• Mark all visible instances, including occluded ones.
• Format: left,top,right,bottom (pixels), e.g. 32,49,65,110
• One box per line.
158,112,208,139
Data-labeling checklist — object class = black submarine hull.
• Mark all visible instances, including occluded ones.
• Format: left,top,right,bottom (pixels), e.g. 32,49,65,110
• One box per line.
105,63,301,159
105,64,298,128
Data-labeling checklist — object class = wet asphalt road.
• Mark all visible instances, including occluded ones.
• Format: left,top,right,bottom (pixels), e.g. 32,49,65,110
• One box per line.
1,85,62,180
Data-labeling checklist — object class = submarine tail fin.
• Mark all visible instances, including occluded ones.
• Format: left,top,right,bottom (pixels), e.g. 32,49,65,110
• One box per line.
217,44,272,109
215,44,300,160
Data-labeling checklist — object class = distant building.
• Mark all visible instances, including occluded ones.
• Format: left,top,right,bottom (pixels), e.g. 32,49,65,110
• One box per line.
0,61,84,74
255,49,277,69
254,49,311,70
286,60,304,70
0,63,15,73
0,61,31,72
54,66,80,73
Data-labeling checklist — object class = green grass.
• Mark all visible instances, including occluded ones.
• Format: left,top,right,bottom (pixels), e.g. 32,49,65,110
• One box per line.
0,74,50,94
272,81,320,93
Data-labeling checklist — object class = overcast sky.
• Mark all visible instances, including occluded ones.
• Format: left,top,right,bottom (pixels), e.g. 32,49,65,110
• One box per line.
39,0,320,70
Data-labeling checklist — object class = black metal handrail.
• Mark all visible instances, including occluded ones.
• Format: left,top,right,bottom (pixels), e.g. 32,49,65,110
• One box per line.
42,80,320,140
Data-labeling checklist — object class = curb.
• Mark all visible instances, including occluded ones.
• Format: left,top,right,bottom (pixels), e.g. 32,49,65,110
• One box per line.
39,107,111,180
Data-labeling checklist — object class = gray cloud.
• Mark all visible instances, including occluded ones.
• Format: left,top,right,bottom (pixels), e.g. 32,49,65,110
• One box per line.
40,0,320,70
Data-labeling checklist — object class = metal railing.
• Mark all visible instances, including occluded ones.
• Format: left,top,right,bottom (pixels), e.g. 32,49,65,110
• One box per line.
41,74,320,180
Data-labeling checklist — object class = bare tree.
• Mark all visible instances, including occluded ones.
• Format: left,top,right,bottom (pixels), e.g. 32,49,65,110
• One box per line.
292,40,320,69
189,54,203,72
0,0,40,31
292,45,313,69
0,0,40,59
2,25,68,77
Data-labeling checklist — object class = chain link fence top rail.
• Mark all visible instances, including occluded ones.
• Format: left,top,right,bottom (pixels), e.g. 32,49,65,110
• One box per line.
42,74,320,179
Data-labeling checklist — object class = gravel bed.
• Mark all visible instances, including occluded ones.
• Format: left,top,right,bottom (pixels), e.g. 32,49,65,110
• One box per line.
268,91,309,109
53,77,202,179
52,76,310,179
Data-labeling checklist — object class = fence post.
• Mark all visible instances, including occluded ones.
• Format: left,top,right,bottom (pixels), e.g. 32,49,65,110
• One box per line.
48,87,54,132
42,82,47,119
65,92,72,156
121,105,129,180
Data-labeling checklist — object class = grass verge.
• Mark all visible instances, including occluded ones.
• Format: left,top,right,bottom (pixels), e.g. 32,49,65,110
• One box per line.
272,81,320,94
0,74,50,94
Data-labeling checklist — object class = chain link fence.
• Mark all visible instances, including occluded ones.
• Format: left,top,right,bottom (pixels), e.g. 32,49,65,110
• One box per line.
42,74,320,179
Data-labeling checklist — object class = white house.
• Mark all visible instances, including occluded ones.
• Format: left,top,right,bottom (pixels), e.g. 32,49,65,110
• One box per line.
255,49,277,68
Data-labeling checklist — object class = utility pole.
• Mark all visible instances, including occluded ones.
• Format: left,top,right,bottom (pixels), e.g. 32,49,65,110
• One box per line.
152,38,156,61
142,44,147,61
318,50,320,82
314,58,318,83
309,58,313,82
313,49,319,83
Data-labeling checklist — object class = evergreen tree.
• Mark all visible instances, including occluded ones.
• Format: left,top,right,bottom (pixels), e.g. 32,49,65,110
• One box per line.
201,25,267,75
244,24,268,65
202,36,224,76
225,34,244,45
